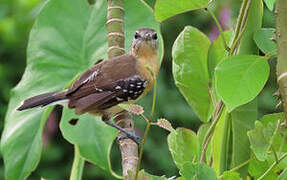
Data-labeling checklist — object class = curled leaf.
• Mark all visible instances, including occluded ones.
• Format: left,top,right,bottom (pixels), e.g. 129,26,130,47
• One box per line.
155,118,175,132
119,104,144,115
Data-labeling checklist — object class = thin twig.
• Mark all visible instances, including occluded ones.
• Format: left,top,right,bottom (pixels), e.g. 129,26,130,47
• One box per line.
229,0,252,55
200,0,254,163
270,120,281,163
258,153,287,180
135,78,157,180
271,145,279,163
229,22,247,55
200,100,224,163
279,133,286,156
229,0,248,54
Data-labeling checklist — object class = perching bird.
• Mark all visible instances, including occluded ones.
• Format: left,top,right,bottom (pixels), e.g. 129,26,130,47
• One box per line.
17,28,159,143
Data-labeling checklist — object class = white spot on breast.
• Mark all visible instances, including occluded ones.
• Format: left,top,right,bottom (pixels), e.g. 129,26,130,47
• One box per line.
115,86,122,90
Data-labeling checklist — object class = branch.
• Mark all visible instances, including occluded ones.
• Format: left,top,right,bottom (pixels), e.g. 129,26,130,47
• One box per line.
200,100,224,163
106,0,138,179
229,0,251,55
275,0,287,126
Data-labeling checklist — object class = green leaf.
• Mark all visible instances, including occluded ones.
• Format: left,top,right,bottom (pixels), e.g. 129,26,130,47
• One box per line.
221,171,242,180
167,128,199,170
154,0,209,22
172,26,212,122
212,107,230,175
231,101,258,178
60,108,118,176
208,30,233,78
248,158,278,180
179,162,217,180
261,113,287,151
1,0,163,179
232,0,263,178
1,107,53,180
253,28,277,56
247,120,279,161
247,113,287,177
264,0,275,11
215,55,269,112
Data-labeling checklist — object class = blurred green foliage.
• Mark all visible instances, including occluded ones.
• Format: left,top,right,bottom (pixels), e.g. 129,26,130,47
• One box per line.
0,0,278,179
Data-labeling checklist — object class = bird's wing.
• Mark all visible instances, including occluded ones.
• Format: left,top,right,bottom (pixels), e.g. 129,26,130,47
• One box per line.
66,54,148,114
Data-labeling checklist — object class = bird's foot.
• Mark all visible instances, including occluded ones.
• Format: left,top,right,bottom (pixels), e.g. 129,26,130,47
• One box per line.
117,133,140,144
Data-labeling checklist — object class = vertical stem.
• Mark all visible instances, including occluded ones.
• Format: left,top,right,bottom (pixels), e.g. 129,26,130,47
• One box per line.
70,145,85,180
135,79,157,180
275,0,287,125
229,0,248,53
106,0,139,179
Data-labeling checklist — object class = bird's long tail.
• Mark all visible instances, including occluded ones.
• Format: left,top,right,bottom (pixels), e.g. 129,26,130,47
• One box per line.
17,90,67,111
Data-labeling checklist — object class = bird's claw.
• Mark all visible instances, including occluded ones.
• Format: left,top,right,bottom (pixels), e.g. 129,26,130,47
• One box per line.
117,132,140,145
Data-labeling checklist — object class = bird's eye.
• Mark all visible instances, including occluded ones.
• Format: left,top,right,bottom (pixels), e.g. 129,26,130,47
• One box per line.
134,33,140,39
152,33,157,40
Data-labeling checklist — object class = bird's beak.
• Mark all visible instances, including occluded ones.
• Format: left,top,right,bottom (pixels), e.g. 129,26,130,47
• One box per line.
143,33,152,41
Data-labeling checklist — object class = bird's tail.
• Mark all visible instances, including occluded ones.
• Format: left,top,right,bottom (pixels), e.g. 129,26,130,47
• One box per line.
17,90,67,111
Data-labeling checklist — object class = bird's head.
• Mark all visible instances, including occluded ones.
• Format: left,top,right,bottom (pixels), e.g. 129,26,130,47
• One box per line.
130,28,158,58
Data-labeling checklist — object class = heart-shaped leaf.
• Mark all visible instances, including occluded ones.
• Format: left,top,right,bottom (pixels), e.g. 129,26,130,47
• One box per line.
208,30,233,78
172,26,212,122
154,0,209,22
167,128,199,170
215,55,269,112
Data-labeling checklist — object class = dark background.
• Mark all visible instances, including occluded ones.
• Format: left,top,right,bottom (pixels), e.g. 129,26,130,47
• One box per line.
0,0,278,179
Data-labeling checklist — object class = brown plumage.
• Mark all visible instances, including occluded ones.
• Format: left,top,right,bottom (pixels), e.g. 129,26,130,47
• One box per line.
17,28,159,139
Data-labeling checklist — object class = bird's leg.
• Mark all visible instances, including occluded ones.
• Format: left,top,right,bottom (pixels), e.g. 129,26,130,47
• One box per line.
102,114,140,144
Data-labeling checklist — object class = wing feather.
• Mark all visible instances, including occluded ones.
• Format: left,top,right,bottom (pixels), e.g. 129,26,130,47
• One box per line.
66,54,146,114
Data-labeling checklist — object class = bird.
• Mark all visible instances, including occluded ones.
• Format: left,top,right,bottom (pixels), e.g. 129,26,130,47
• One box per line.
17,28,159,143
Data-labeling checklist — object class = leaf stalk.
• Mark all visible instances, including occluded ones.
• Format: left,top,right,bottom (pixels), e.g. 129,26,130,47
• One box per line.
70,145,85,180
